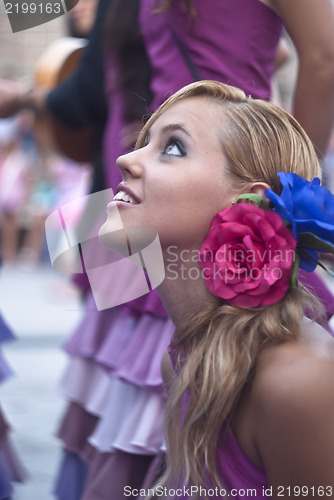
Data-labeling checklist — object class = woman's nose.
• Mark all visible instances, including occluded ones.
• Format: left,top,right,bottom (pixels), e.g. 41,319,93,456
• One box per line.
116,149,144,179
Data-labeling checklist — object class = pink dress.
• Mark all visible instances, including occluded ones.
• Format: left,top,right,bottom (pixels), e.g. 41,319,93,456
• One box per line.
167,350,268,498
216,430,268,498
168,430,268,499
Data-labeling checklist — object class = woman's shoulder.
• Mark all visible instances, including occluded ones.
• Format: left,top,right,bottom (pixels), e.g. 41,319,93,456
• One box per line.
250,318,334,484
253,317,334,408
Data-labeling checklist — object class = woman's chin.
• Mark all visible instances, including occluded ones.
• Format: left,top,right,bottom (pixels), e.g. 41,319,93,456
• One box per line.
98,221,130,257
99,221,164,264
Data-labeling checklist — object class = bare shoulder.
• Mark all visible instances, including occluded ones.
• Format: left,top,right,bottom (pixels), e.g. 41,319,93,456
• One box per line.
254,318,334,399
251,318,334,491
252,318,334,419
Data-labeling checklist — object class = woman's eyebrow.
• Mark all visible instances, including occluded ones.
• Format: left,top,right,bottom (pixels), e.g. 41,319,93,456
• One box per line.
160,123,192,137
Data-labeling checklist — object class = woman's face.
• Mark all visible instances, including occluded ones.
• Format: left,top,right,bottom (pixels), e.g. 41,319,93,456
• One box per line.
100,96,238,255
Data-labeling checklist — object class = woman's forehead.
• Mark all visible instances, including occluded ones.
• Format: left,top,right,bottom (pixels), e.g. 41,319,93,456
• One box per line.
150,96,225,135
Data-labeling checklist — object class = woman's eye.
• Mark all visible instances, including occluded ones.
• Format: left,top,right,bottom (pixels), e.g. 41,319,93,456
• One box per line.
163,139,185,157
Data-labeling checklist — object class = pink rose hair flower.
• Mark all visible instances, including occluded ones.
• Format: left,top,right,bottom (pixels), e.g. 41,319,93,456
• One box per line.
199,203,297,308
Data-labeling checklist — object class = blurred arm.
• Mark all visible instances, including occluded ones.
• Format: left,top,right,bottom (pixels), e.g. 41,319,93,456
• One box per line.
272,0,334,159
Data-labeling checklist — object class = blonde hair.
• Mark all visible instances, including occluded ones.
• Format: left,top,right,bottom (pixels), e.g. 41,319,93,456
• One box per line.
137,81,322,495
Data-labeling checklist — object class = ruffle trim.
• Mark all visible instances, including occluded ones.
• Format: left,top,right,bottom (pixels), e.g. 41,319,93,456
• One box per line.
57,357,110,417
63,294,174,387
87,377,166,455
57,376,166,456
0,350,14,385
0,434,29,484
0,314,16,344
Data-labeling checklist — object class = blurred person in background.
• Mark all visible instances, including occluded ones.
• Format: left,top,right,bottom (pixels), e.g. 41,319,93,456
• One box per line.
2,1,161,499
136,0,334,160
67,0,99,39
0,116,36,264
0,119,30,500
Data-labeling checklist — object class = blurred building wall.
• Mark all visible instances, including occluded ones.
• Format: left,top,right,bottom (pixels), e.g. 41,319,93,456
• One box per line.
0,1,66,79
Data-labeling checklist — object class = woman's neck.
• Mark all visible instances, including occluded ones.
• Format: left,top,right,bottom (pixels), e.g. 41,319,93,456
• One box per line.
157,259,214,328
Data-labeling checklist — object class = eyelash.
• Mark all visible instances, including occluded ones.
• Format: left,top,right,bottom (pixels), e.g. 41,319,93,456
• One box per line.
162,137,186,157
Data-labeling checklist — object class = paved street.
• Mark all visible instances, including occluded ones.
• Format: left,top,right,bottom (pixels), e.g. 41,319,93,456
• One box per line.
0,262,84,500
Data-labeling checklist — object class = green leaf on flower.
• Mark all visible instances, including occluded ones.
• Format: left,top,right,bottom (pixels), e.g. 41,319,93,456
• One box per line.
233,193,270,210
290,254,299,288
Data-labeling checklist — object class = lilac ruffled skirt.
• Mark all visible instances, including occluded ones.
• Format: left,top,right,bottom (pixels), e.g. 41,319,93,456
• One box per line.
54,286,174,500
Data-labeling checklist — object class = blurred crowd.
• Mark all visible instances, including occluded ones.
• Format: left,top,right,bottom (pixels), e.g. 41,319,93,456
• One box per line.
0,114,91,267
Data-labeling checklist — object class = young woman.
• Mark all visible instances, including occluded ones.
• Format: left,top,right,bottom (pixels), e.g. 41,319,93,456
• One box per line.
100,80,334,498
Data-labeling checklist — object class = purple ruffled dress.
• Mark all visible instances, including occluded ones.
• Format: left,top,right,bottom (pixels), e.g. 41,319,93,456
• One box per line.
54,290,174,500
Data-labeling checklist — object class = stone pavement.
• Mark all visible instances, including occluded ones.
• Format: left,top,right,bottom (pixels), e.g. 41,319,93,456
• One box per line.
0,262,84,500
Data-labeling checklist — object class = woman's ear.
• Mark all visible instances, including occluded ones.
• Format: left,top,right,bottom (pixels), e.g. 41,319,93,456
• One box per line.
248,182,271,199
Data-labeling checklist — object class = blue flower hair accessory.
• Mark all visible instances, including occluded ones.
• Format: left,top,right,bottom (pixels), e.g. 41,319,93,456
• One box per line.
265,172,334,276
